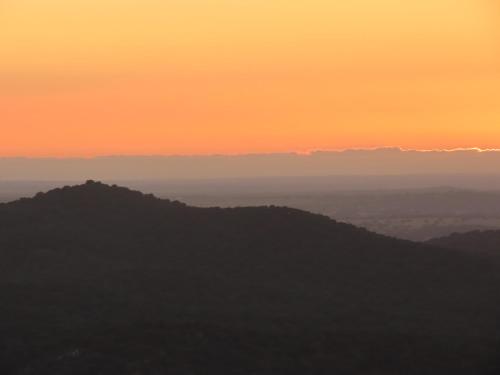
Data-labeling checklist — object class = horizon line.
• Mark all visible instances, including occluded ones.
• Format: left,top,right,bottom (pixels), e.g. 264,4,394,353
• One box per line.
2,147,500,160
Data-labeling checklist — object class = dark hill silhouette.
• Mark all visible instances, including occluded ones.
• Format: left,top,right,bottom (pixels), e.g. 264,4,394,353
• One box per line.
428,229,500,257
1,181,500,374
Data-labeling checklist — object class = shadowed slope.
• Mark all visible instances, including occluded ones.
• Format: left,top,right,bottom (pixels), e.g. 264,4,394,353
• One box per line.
429,230,500,257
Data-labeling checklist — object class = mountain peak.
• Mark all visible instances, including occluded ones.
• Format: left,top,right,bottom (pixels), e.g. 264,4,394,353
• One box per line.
0,182,192,227
35,180,146,199
2,181,176,212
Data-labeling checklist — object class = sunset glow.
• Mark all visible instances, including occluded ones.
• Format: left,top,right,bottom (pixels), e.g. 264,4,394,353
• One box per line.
1,0,499,156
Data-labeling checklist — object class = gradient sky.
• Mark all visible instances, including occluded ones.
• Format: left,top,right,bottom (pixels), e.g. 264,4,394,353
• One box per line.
1,0,499,157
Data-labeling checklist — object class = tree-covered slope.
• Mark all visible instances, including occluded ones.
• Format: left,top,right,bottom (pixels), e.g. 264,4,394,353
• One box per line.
1,181,499,374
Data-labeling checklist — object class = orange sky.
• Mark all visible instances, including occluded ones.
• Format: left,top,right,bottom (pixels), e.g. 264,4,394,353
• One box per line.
1,0,499,157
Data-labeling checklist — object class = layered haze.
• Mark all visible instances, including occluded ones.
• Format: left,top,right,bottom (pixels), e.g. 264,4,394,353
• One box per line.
1,148,500,181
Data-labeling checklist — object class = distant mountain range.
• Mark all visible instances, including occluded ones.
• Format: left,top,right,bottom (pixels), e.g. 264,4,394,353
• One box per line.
3,148,500,182
429,230,500,256
1,181,500,374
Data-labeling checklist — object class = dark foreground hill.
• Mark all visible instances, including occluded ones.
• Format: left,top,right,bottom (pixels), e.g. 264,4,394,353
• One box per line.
1,181,500,374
